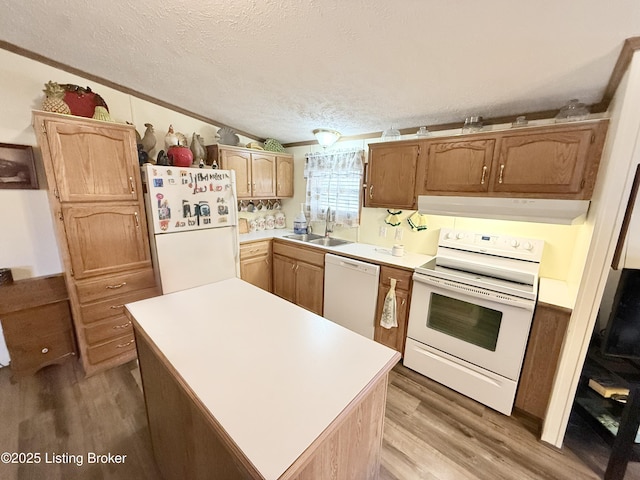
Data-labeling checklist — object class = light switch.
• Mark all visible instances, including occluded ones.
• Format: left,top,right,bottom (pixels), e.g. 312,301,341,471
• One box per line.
379,226,387,238
395,228,403,241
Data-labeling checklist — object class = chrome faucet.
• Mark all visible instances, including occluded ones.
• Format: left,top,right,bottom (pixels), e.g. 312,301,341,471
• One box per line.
324,207,334,237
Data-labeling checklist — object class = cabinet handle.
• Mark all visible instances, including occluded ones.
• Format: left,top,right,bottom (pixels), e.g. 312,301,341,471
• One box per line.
499,164,505,184
134,211,140,227
291,263,296,271
106,282,127,289
481,165,487,185
129,176,135,194
247,183,251,192
113,321,132,330
116,339,135,349
401,299,406,306
369,185,374,199
109,304,125,310
41,347,49,354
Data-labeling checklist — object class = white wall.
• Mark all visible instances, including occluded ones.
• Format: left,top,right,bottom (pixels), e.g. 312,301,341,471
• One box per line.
542,51,640,446
0,48,252,365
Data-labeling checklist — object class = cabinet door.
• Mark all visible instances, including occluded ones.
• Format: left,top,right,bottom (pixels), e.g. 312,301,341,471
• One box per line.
366,143,420,209
374,285,409,355
420,139,495,193
220,149,252,198
515,303,570,420
272,254,296,303
251,153,277,197
295,261,324,315
240,242,272,293
276,156,294,197
43,119,139,202
492,128,593,195
62,204,152,279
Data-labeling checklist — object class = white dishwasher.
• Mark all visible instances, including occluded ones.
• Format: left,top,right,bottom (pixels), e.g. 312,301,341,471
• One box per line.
323,253,380,339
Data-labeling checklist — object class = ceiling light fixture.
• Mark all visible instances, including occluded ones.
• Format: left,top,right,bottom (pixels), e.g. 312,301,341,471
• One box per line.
313,129,341,148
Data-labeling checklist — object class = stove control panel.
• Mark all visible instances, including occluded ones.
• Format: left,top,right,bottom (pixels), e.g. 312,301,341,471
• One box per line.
439,228,544,262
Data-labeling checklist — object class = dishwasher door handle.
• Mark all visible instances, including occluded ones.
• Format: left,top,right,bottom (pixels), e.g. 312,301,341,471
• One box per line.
339,260,363,270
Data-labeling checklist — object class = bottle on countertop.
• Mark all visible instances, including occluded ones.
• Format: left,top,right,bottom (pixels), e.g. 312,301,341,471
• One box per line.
293,203,308,234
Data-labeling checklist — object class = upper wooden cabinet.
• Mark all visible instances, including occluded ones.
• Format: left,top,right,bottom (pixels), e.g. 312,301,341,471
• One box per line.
276,156,294,197
35,117,140,202
366,142,421,209
490,125,602,196
364,119,609,206
418,139,496,193
207,144,293,199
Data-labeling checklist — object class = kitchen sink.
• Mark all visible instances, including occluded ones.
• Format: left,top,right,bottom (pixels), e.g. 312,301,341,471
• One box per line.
308,237,352,247
283,233,325,242
283,233,352,247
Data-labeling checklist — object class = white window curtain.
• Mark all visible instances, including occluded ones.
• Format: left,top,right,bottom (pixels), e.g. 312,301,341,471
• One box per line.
304,148,364,227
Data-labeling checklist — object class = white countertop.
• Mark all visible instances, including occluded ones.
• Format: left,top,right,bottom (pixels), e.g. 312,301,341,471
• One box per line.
126,278,399,480
240,230,575,309
538,277,577,310
240,230,432,270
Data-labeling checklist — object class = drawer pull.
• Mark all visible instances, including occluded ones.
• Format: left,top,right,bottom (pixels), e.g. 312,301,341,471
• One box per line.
106,282,127,289
41,347,49,354
109,304,125,310
116,339,135,349
112,321,132,330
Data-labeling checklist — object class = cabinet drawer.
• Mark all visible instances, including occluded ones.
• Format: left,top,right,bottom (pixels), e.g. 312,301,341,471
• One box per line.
240,240,271,259
86,334,136,365
84,315,133,345
273,241,325,267
1,301,72,342
8,329,75,373
379,266,413,291
75,268,156,303
79,287,159,324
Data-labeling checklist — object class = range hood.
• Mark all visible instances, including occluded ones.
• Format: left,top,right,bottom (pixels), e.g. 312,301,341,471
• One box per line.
417,195,590,225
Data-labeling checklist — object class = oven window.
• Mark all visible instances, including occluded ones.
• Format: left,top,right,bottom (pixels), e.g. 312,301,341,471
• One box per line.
427,293,502,351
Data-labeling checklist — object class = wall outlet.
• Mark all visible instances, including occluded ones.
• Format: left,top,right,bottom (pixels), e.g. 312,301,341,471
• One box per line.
379,226,387,238
395,228,403,241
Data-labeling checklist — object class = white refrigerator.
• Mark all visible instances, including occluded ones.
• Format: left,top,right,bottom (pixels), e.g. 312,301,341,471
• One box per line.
141,164,239,294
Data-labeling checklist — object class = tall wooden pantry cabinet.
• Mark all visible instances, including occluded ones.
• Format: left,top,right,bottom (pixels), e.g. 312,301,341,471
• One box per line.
32,111,160,376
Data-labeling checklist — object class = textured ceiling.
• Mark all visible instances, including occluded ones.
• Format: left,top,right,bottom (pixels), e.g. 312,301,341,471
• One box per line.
2,0,640,144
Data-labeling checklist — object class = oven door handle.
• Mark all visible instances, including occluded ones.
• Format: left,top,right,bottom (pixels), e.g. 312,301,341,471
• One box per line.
412,273,535,311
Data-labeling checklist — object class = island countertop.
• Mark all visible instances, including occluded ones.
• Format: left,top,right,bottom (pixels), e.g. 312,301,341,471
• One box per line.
126,277,400,480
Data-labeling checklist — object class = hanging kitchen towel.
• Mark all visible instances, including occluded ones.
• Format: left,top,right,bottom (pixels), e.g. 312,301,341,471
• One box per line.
384,209,402,227
408,211,428,232
380,278,398,329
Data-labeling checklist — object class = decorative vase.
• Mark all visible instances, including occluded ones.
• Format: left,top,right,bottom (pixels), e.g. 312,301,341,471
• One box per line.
167,145,193,167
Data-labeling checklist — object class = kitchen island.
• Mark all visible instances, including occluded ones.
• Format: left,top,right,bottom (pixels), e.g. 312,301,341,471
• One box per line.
125,278,400,480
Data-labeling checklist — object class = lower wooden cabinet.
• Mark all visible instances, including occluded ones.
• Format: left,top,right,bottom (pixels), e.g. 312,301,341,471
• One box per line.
515,302,571,421
374,266,413,356
0,274,77,377
272,240,324,315
240,240,272,292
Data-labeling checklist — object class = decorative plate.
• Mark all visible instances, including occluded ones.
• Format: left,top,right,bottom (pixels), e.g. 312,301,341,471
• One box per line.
60,84,108,118
217,127,239,146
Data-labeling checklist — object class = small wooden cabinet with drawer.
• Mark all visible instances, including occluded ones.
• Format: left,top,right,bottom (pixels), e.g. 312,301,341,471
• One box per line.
374,265,413,356
0,274,77,377
240,240,272,292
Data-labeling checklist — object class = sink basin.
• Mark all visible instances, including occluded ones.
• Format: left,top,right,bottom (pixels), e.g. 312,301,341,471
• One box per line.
283,233,325,242
308,237,353,247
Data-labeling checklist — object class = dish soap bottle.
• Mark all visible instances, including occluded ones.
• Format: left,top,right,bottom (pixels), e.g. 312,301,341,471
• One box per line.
293,203,308,234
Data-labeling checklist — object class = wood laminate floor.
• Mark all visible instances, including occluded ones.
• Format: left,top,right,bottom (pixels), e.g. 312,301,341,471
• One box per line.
0,359,635,479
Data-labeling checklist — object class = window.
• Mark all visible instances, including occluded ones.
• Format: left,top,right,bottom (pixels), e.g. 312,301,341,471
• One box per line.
304,149,364,227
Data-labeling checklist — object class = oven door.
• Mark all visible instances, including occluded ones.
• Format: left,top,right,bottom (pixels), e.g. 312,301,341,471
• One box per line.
407,273,535,381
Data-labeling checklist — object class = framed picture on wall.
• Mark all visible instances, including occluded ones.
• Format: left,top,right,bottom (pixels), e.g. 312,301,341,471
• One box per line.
0,143,38,190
